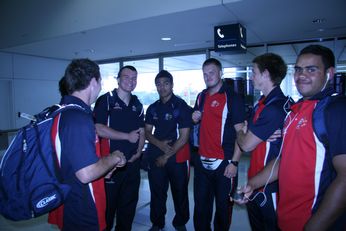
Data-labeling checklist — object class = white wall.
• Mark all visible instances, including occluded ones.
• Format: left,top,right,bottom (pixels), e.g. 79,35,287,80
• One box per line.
0,52,69,129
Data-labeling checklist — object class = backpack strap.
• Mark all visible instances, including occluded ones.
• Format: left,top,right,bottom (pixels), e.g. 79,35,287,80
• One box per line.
196,89,207,112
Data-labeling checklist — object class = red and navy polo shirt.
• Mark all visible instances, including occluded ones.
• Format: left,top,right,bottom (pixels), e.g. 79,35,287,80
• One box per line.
278,89,346,231
197,83,245,160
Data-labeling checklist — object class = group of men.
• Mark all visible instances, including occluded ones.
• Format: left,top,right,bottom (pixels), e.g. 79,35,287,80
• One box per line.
48,44,345,231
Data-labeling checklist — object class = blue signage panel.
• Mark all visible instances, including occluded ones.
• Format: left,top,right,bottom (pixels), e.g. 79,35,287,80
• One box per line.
214,23,247,53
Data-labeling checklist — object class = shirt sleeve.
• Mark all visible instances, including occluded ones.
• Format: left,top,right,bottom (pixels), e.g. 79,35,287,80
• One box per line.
60,110,99,173
138,102,145,128
249,104,287,141
178,101,193,129
326,98,346,156
93,93,109,125
145,104,155,125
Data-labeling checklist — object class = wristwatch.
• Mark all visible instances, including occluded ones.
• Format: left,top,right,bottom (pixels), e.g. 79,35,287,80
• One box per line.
230,160,239,167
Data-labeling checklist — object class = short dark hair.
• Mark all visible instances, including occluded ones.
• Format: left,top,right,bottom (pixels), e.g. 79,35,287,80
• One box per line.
58,76,68,96
117,65,137,79
298,45,335,70
202,58,222,70
155,70,173,84
253,53,287,86
63,59,100,95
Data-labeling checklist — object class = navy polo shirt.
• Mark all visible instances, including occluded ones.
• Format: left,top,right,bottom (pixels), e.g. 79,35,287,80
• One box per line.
249,86,288,141
310,88,346,158
93,90,144,160
145,94,192,158
247,87,288,194
58,95,101,230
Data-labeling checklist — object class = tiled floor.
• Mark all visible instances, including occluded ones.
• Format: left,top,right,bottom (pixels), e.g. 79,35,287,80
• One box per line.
0,155,251,231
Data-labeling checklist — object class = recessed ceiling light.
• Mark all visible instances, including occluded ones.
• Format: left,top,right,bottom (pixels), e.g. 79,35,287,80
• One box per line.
161,37,171,41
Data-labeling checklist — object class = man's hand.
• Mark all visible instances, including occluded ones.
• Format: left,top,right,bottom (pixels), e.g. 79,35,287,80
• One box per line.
159,140,174,155
156,154,169,167
231,184,253,205
242,120,248,133
224,163,238,178
105,150,126,179
192,110,202,123
127,129,140,143
112,150,126,167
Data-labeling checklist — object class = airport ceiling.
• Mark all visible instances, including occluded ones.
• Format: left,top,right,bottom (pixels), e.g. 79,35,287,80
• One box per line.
1,0,346,68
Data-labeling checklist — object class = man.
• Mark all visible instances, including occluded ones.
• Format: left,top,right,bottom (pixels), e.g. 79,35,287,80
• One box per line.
145,70,191,231
237,45,346,231
93,65,145,231
48,59,126,231
236,53,291,231
192,58,246,231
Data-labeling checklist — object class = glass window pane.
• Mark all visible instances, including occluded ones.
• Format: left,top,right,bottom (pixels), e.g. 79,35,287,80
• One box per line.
99,62,119,96
124,58,159,112
164,54,206,106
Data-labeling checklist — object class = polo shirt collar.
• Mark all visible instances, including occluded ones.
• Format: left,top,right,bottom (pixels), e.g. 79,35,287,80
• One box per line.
60,95,92,114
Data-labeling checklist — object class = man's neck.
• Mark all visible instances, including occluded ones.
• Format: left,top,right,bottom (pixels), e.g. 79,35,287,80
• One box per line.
207,81,222,95
116,88,131,105
262,84,276,97
160,93,173,104
71,91,90,106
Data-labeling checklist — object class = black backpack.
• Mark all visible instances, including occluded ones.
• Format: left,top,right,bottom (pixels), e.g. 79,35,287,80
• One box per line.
0,104,84,221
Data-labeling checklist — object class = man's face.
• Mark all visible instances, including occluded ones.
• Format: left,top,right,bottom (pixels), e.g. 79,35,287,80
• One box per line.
294,54,328,99
118,68,137,93
91,76,102,104
251,63,265,91
202,64,222,88
155,77,173,99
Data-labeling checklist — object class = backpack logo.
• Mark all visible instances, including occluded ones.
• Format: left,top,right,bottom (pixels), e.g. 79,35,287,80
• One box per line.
36,194,57,209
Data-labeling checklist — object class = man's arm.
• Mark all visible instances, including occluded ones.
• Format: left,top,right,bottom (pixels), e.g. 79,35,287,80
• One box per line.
234,158,280,204
75,150,126,184
304,154,346,231
128,127,145,162
224,122,245,178
144,124,174,156
155,127,190,167
95,123,140,143
237,120,263,152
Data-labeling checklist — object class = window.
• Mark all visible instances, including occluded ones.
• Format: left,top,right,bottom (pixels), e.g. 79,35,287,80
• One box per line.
99,62,119,96
164,54,206,106
124,58,159,111
97,38,346,109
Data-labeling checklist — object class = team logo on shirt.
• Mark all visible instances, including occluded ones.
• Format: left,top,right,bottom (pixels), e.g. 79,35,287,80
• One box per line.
112,103,122,110
211,100,220,107
132,105,137,112
165,113,173,120
296,117,307,129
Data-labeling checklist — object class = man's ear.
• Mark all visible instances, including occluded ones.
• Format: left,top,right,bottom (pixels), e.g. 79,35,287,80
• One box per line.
90,77,98,90
263,69,270,80
326,67,335,82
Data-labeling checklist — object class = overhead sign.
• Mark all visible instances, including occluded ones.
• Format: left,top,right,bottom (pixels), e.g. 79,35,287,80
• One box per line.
214,23,247,53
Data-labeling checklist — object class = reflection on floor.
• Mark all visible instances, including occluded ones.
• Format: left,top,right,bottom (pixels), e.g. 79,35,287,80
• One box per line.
0,155,251,231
